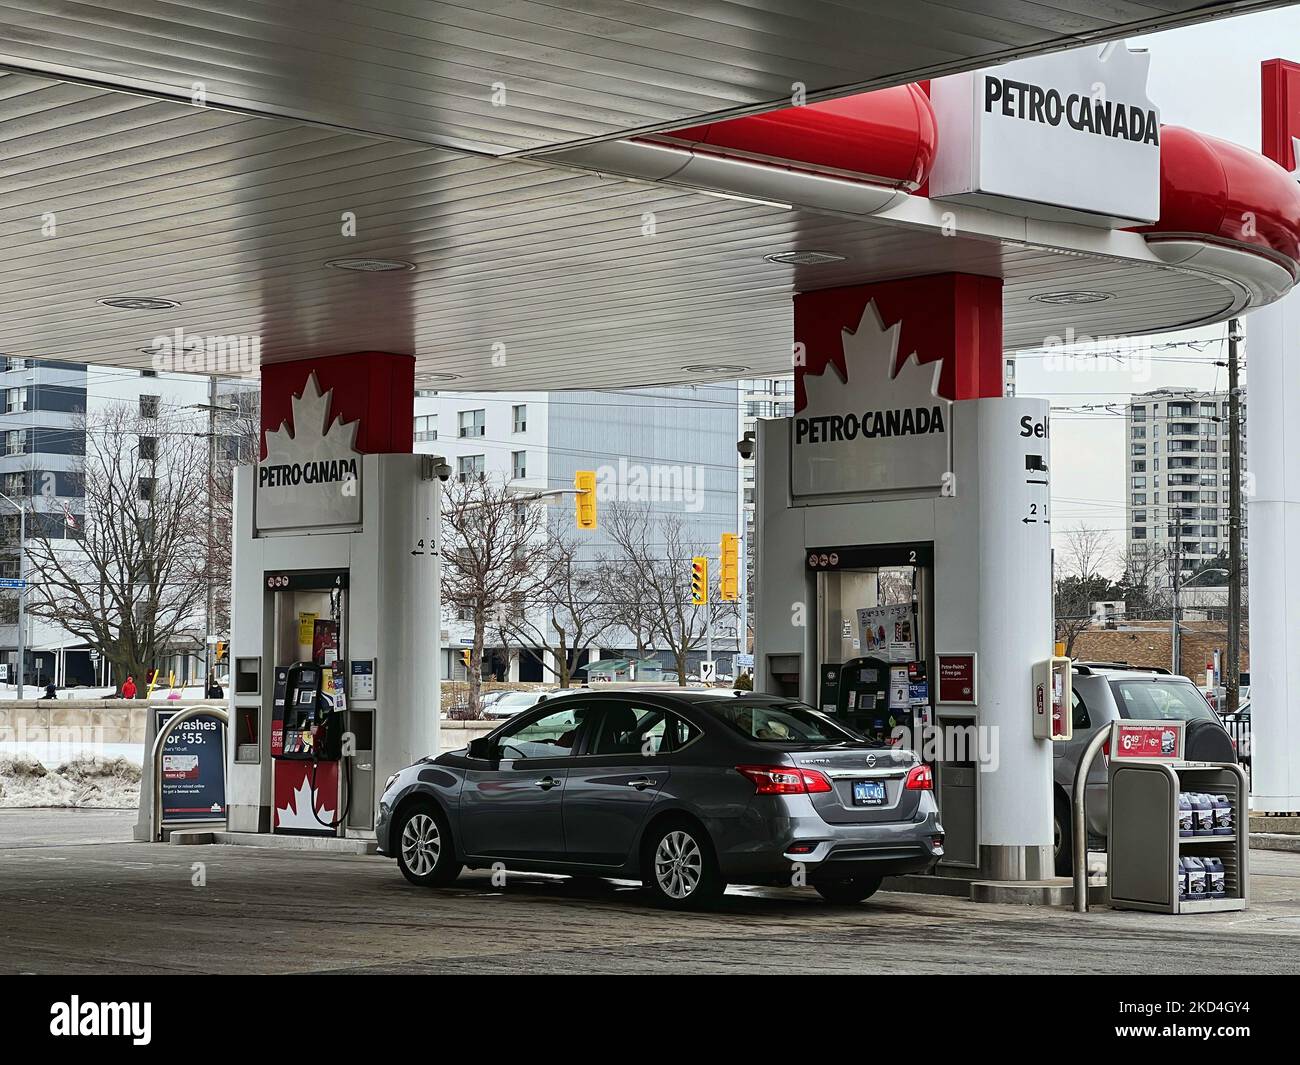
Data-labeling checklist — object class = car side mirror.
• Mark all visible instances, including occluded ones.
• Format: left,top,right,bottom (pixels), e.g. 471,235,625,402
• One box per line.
467,737,496,761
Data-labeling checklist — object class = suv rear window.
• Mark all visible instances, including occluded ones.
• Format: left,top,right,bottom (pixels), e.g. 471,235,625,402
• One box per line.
1109,679,1217,723
699,698,862,744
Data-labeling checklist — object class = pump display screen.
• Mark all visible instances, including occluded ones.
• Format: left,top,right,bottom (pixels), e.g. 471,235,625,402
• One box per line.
297,690,315,706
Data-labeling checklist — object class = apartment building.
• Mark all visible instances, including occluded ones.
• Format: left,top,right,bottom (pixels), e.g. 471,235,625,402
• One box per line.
1125,387,1247,578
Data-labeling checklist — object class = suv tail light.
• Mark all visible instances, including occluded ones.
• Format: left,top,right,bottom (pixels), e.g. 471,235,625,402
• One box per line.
736,764,833,794
904,764,933,791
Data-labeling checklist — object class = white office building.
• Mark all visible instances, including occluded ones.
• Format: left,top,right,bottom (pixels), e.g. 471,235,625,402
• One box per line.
415,384,741,682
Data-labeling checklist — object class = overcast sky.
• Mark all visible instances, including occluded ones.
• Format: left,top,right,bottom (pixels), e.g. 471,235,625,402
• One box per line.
1020,6,1299,567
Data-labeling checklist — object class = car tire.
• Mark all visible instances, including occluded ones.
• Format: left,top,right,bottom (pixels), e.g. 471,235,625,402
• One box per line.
642,820,726,909
814,875,882,905
1054,795,1073,877
395,800,462,888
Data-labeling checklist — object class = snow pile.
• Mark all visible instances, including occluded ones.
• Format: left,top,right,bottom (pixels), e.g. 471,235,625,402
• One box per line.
0,755,141,808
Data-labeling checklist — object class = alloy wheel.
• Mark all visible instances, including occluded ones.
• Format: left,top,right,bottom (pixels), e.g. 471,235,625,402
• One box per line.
654,830,702,900
402,813,441,877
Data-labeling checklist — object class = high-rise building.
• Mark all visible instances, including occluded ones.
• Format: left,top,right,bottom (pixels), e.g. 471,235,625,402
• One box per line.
1125,387,1247,579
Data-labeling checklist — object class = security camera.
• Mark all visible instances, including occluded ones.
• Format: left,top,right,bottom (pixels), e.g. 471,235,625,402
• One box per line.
737,431,756,460
433,458,452,482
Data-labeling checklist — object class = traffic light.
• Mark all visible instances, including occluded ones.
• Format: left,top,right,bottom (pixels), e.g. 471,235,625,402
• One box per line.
460,648,472,671
215,641,227,664
719,533,739,602
574,470,597,530
691,556,709,605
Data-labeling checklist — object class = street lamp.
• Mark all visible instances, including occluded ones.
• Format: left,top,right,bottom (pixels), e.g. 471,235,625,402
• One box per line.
0,489,27,698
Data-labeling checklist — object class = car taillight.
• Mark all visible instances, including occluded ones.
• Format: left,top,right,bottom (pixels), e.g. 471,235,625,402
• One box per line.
904,764,933,791
736,764,833,794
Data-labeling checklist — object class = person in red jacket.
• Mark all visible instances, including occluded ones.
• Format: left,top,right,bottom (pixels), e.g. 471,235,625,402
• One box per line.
121,675,137,700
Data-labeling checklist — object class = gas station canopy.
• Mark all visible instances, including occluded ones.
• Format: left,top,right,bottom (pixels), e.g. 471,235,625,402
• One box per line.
0,0,1296,390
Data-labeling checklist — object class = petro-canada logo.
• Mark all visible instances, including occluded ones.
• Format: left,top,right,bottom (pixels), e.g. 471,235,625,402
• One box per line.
792,301,952,498
256,372,362,533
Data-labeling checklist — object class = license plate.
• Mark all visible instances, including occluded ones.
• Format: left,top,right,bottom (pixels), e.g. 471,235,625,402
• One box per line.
852,780,887,806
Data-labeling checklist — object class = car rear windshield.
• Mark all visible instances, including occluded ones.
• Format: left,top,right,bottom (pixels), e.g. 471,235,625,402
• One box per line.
699,698,862,744
1108,679,1217,723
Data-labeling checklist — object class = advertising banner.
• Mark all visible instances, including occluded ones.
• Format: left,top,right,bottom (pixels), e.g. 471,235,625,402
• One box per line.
856,603,916,663
1110,720,1186,762
155,709,227,823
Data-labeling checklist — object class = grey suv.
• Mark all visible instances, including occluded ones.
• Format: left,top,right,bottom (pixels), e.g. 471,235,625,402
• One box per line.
1053,663,1236,874
376,689,944,908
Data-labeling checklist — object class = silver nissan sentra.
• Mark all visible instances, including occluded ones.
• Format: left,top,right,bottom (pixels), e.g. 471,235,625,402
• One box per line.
376,688,944,908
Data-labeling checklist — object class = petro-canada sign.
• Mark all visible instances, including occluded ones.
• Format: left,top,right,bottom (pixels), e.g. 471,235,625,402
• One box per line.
929,42,1161,226
792,301,951,499
256,372,362,534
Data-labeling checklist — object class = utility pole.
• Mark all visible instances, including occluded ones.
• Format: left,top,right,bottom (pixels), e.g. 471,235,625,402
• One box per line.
190,384,240,689
1170,517,1182,675
206,375,216,687
1226,318,1244,715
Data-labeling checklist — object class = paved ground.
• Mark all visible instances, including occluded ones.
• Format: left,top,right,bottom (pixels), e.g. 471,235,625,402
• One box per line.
2,808,1298,974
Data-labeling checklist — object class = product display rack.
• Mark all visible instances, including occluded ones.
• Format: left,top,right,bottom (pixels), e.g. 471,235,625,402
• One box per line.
1106,760,1248,914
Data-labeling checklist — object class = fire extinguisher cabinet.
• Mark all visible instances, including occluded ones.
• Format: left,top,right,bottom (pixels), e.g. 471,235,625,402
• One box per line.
1106,758,1249,914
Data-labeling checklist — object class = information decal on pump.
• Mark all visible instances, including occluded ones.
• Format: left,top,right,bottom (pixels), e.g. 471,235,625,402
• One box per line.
350,659,376,700
155,709,227,823
937,653,977,704
1109,719,1186,762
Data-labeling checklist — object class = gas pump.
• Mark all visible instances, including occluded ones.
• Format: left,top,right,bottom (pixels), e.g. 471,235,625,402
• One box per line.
270,661,350,834
270,659,350,835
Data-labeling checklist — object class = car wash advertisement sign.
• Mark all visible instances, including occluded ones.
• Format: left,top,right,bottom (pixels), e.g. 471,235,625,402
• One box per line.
929,42,1161,225
256,371,362,534
155,709,227,824
791,299,952,500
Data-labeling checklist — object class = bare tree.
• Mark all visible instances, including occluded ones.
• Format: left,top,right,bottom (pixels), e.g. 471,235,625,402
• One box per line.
494,528,612,687
440,475,546,716
604,502,715,685
24,401,210,689
1053,524,1120,657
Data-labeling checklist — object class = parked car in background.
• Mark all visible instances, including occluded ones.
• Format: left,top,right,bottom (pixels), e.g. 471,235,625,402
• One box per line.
1052,663,1237,875
377,689,943,908
482,689,553,718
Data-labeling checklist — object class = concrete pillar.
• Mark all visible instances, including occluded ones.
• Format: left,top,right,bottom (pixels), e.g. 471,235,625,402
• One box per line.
1249,60,1300,812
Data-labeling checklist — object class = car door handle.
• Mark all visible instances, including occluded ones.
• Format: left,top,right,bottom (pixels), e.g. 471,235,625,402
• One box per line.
626,777,657,790
534,776,560,790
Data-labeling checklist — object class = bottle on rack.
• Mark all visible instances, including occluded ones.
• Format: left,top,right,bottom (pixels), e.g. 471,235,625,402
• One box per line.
1184,856,1207,900
1191,793,1215,836
1211,794,1234,835
1203,857,1226,898
1178,793,1195,837
1176,856,1189,900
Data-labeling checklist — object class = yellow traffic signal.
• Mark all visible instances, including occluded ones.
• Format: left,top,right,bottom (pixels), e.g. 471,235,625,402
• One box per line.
719,533,739,602
575,470,597,530
215,641,227,664
460,649,472,670
691,556,709,605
